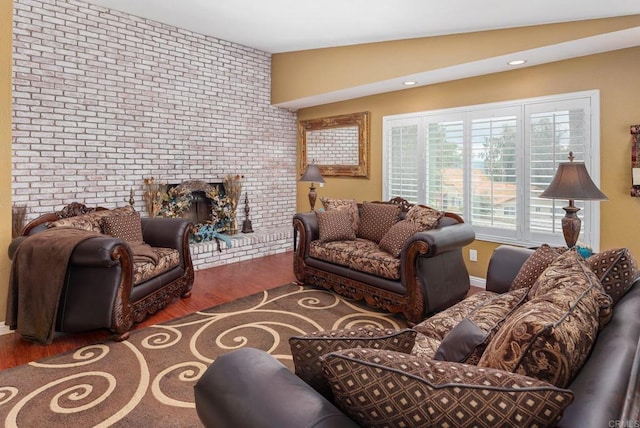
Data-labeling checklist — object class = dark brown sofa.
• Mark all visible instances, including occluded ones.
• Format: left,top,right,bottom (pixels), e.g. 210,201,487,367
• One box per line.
8,202,194,341
194,245,640,427
293,199,476,324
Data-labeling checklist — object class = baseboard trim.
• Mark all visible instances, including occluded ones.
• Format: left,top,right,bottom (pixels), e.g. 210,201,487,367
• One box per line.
470,275,486,289
0,323,13,336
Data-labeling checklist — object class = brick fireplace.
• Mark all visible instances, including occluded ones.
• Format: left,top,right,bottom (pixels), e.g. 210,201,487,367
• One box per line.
11,0,297,269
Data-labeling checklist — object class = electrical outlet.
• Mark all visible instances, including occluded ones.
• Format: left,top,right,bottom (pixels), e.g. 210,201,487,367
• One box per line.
469,249,478,262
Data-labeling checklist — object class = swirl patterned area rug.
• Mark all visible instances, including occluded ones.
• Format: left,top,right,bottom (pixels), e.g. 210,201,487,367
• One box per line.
0,283,407,426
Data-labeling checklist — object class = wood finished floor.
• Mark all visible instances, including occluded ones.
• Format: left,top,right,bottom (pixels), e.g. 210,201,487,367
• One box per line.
0,252,483,371
0,251,296,371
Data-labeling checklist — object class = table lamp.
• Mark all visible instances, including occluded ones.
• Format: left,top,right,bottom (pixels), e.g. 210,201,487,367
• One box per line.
539,152,607,248
299,163,325,211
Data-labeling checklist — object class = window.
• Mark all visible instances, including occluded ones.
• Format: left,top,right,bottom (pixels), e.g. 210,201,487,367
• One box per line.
383,90,601,249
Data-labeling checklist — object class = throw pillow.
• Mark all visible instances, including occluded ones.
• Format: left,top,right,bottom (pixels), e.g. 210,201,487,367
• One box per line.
587,248,639,305
478,279,603,388
47,213,99,232
413,291,498,341
378,219,422,258
528,249,613,329
321,348,574,428
509,244,566,291
410,333,442,359
404,204,444,230
289,326,416,399
320,197,360,231
356,202,401,244
101,211,144,244
48,206,135,232
316,210,357,243
434,288,527,364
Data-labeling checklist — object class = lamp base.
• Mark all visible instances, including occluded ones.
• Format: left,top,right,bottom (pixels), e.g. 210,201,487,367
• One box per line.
308,184,317,211
561,202,581,248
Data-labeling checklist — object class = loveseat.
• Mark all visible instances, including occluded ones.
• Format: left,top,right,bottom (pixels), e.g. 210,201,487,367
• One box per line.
195,244,640,427
293,198,476,323
7,202,194,343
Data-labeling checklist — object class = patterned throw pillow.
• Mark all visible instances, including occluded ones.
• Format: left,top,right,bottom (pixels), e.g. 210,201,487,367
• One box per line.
378,219,422,258
316,210,357,243
404,204,444,230
509,244,566,291
478,254,605,388
321,348,574,428
320,197,360,231
587,248,639,305
410,333,442,359
413,291,498,341
48,206,134,232
434,288,527,364
101,211,144,244
356,202,401,244
528,249,613,329
289,326,416,399
47,214,99,232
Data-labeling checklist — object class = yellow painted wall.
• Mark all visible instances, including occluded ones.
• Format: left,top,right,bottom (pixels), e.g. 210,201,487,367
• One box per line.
1,1,12,320
293,47,640,280
273,16,640,105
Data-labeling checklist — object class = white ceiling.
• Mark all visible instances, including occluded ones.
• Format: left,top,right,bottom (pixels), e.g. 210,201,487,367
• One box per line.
82,0,640,108
82,0,640,53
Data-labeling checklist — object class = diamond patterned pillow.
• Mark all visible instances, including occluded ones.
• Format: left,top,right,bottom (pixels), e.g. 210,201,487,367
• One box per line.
321,348,574,428
356,202,401,243
434,288,527,365
320,197,360,231
101,211,144,244
289,326,416,399
509,244,566,291
587,248,639,305
378,219,422,258
316,209,357,243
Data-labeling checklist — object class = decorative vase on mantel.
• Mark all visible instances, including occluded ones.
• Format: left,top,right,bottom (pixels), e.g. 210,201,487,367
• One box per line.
228,210,238,235
224,174,243,235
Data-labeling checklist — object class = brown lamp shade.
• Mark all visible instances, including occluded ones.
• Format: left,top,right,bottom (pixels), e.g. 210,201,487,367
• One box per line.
299,163,325,184
539,162,607,201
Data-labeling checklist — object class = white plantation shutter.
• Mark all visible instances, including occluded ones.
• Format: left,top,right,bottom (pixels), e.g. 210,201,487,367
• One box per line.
425,119,464,213
526,98,594,245
386,120,420,202
383,90,600,249
468,108,519,240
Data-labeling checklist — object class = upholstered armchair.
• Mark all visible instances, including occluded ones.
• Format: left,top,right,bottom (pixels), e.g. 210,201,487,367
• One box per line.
8,202,194,342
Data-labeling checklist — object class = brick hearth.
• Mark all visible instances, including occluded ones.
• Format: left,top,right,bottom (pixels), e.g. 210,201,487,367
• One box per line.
190,226,292,270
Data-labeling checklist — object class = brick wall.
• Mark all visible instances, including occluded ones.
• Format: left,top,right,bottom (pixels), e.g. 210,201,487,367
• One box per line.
11,0,298,266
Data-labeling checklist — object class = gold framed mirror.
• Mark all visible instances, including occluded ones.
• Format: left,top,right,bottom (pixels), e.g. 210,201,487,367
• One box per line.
298,111,370,178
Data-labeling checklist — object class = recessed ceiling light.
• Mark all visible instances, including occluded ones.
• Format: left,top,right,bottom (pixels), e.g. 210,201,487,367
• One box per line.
507,59,527,66
403,81,417,86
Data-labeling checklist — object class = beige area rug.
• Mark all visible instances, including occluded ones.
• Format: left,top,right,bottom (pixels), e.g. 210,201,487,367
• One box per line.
0,283,407,427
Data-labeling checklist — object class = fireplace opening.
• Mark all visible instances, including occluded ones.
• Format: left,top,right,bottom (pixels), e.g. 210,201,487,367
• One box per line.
167,181,224,225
